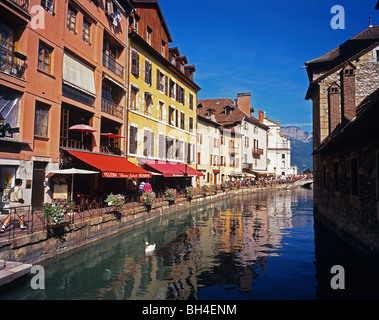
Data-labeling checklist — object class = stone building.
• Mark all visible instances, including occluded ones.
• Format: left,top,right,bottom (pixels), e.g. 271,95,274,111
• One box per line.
305,25,379,254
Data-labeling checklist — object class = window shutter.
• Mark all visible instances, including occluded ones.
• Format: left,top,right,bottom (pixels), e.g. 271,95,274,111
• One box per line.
150,131,154,157
131,51,139,77
165,75,168,95
176,83,179,102
156,69,160,90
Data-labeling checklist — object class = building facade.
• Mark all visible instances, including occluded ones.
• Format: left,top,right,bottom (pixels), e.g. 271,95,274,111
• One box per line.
305,25,379,254
0,0,149,211
198,93,269,180
262,114,292,176
127,0,202,190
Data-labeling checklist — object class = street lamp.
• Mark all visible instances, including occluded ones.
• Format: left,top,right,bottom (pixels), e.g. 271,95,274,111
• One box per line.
0,112,20,138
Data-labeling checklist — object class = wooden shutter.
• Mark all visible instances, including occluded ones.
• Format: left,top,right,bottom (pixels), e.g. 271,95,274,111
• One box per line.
150,131,154,157
131,50,139,77
165,75,168,95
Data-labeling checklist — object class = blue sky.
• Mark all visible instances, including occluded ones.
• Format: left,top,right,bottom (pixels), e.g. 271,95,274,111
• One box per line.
159,0,379,133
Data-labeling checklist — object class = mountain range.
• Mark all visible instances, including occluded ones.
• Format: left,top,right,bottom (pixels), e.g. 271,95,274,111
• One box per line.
280,126,313,172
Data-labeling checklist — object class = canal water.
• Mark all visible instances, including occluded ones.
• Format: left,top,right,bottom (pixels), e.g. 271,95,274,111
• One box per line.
1,188,379,300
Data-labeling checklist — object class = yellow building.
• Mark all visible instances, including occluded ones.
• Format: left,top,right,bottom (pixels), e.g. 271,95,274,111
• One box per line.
127,1,201,190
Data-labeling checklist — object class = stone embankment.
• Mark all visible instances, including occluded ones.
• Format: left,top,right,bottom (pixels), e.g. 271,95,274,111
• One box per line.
0,180,312,273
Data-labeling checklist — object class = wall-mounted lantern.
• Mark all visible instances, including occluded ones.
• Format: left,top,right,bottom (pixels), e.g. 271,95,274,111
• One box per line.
0,112,20,138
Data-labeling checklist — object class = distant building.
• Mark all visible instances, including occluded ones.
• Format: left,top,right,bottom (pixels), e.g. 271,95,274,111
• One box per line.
198,93,269,179
305,25,379,254
262,114,292,176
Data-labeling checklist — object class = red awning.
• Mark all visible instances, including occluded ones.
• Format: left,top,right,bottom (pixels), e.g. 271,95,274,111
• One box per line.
143,160,203,177
67,150,151,178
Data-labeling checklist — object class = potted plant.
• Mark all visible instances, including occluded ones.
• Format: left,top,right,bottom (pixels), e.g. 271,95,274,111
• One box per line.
221,183,228,191
142,191,156,210
105,193,125,212
165,188,177,204
185,186,194,200
201,185,209,196
42,198,75,229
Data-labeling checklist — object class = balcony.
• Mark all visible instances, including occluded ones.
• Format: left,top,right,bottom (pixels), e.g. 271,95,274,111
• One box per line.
253,148,264,155
0,48,27,80
229,146,239,155
101,98,123,120
60,138,91,151
103,52,124,78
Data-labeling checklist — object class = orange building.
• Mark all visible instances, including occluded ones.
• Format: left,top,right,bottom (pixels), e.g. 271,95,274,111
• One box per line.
0,0,148,211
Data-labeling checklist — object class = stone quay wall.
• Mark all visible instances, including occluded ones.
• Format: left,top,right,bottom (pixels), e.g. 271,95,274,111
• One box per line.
0,181,309,266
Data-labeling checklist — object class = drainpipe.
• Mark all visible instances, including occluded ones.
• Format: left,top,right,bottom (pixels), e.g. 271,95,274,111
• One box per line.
124,7,135,160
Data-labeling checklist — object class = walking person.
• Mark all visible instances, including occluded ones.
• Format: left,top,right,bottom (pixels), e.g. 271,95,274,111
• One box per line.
1,178,27,232
143,181,152,193
139,181,145,195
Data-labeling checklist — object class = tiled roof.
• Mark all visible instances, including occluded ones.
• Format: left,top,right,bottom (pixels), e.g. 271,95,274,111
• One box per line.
197,99,269,130
306,26,379,65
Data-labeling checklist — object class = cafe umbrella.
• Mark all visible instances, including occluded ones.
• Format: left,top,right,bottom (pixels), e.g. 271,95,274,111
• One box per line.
46,168,99,199
69,124,97,142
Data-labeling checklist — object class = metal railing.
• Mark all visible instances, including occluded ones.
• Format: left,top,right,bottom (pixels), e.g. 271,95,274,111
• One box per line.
103,52,124,78
8,0,29,12
0,176,313,241
101,98,123,119
0,48,27,80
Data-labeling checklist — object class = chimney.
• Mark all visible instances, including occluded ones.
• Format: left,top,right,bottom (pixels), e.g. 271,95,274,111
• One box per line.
328,83,341,134
341,63,356,123
258,110,264,123
236,92,251,116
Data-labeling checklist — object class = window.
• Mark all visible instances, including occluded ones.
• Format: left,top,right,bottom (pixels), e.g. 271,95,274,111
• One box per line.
156,69,167,94
161,40,166,56
244,137,249,148
41,0,54,14
0,21,16,74
144,60,152,85
38,43,52,73
158,101,164,121
131,50,139,77
144,93,153,116
189,116,193,133
168,106,175,126
376,50,379,62
129,126,138,154
67,6,77,34
34,101,49,137
180,112,185,130
169,79,176,99
143,130,154,157
351,158,358,195
282,154,285,159
147,26,152,45
189,93,194,110
82,19,91,45
130,86,139,111
176,85,185,105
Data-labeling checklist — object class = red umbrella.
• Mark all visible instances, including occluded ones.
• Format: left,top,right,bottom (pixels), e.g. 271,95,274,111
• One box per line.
69,124,97,141
100,133,125,139
100,133,125,147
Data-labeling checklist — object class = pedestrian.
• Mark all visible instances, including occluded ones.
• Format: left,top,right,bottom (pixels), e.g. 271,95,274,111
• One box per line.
1,178,27,232
143,181,152,193
139,181,145,195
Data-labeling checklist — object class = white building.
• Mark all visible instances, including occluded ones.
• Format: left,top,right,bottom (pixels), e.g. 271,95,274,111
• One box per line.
263,115,292,176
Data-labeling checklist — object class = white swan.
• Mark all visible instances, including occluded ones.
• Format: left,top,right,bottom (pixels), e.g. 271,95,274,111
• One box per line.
145,242,156,253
